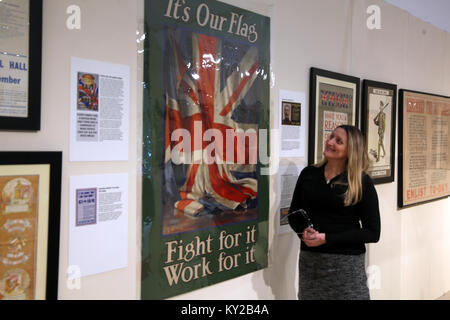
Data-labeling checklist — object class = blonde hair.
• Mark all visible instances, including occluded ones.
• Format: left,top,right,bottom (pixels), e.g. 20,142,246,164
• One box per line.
315,125,369,206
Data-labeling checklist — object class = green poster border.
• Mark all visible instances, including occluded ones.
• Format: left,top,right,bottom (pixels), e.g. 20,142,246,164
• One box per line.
141,0,270,300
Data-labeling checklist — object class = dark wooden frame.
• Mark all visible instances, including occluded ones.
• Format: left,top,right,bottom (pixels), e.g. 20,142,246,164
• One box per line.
361,80,397,184
308,67,360,165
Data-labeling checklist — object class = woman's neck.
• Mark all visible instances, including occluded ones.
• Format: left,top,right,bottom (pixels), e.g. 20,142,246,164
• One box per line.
324,160,346,181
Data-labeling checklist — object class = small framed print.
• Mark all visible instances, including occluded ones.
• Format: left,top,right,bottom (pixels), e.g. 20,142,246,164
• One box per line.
281,101,301,126
0,0,43,131
361,80,397,184
0,152,62,300
309,67,360,165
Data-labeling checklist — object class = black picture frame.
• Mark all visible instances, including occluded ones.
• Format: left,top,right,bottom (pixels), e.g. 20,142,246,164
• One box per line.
0,0,42,131
361,80,397,184
0,151,62,300
308,67,360,165
398,89,450,208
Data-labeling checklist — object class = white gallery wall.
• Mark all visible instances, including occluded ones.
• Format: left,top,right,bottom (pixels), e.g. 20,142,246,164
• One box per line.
0,0,448,300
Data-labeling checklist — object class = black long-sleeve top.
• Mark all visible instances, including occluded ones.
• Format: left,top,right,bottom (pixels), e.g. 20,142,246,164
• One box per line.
288,164,381,255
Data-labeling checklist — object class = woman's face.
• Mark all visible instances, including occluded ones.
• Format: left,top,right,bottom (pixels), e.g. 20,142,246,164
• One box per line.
323,128,348,161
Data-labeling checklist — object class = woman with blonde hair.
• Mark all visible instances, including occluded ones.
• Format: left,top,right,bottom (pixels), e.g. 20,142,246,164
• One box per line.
288,125,380,300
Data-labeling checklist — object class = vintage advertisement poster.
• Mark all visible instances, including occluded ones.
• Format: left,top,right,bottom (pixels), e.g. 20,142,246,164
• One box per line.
0,0,29,118
0,175,38,300
399,90,450,207
310,70,358,165
364,83,396,183
142,0,270,299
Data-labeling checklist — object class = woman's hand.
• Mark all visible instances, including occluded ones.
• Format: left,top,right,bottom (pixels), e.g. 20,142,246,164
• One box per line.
302,228,326,247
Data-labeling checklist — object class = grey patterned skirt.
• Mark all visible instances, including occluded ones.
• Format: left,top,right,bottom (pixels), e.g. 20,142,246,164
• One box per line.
298,250,370,300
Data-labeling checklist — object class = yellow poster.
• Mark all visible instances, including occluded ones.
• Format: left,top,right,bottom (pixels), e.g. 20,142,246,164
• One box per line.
0,175,39,300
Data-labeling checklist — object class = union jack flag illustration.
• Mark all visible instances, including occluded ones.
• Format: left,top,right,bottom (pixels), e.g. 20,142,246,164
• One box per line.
163,27,260,219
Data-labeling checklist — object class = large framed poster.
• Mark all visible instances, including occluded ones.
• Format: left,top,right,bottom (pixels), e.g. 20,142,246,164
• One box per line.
309,68,360,165
398,90,450,208
0,0,42,131
0,152,61,300
361,80,397,184
142,0,270,299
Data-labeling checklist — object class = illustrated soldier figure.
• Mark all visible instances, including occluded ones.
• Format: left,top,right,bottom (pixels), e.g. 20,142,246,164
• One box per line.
373,100,387,162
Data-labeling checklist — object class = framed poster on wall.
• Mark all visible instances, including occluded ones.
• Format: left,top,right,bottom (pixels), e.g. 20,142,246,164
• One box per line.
398,90,450,208
361,80,397,184
141,0,270,299
0,152,61,300
308,68,360,165
0,0,42,131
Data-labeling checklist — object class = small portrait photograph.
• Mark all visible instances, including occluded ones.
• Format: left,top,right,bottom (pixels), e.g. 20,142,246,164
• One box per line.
282,102,292,125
